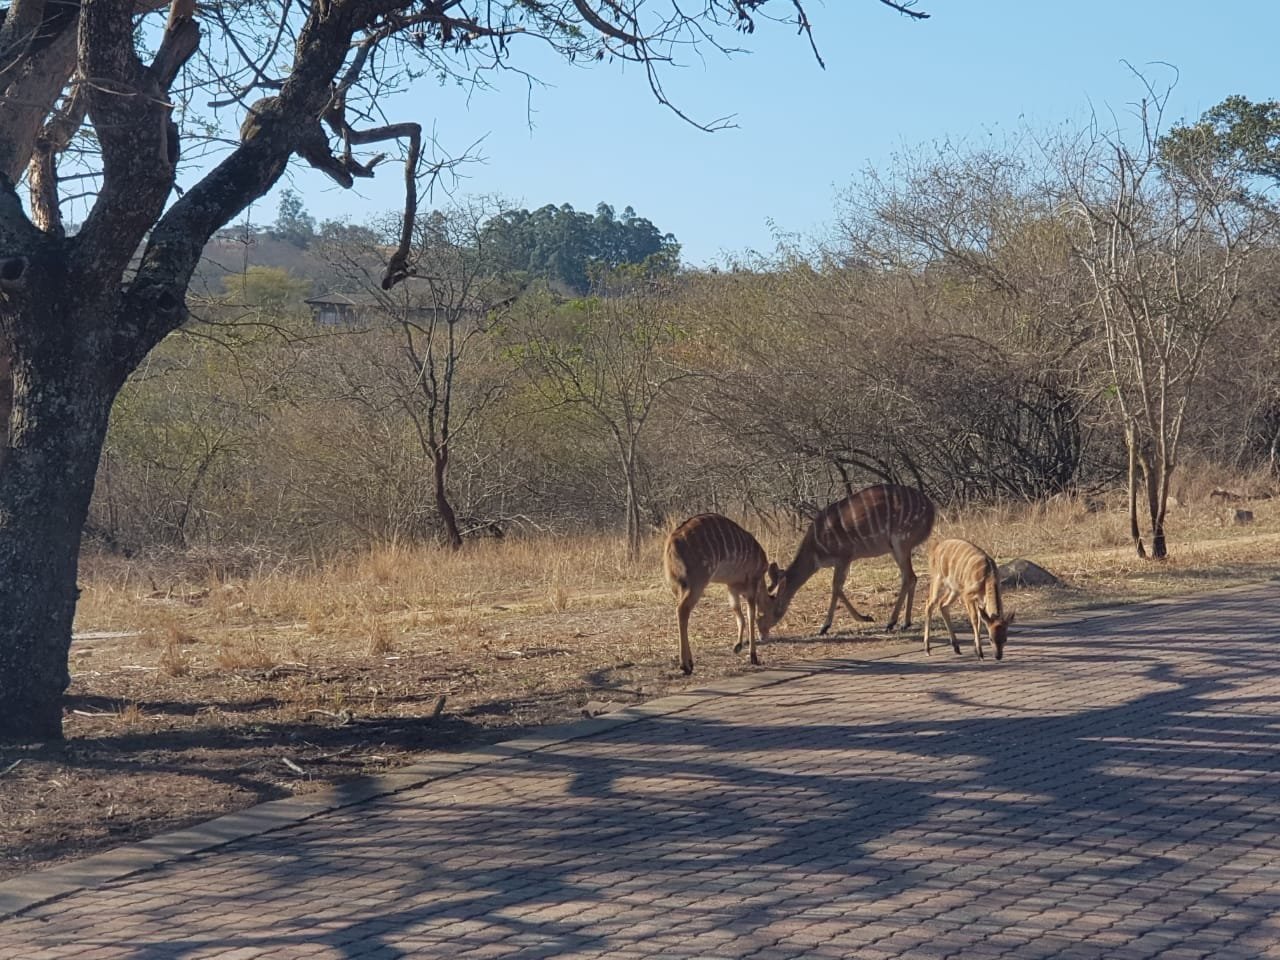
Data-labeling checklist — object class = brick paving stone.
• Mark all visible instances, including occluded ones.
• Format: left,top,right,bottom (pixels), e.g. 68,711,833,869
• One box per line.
957,945,1015,960
2,585,1280,959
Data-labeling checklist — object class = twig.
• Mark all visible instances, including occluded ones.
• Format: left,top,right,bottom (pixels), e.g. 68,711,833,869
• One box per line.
306,708,353,724
0,760,21,777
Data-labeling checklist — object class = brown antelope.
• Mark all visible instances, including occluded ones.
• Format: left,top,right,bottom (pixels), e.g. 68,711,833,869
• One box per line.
663,514,772,675
923,538,1014,660
759,484,935,637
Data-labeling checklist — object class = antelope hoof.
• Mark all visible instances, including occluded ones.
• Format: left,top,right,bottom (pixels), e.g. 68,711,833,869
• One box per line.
857,613,875,623
952,645,962,656
817,623,832,636
750,652,760,666
732,640,744,653
681,662,693,676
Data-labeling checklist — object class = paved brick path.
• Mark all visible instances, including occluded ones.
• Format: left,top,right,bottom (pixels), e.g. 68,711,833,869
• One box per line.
3,585,1280,959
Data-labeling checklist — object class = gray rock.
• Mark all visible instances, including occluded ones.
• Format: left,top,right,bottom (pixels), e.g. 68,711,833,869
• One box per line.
998,558,1064,589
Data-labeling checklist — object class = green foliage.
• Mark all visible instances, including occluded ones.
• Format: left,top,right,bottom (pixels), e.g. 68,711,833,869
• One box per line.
1159,95,1280,186
318,218,380,246
223,265,311,310
273,188,317,248
480,202,680,294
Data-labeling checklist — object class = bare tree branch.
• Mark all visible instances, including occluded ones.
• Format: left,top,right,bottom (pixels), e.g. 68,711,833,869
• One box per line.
148,0,199,88
877,0,929,19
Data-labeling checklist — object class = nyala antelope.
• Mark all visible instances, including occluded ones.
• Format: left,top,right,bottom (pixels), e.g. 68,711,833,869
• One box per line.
759,484,935,637
663,514,771,675
923,538,1014,661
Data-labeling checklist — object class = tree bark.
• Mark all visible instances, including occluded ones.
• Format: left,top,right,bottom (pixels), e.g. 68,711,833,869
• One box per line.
1148,460,1170,561
1127,438,1171,561
1150,510,1168,560
1125,428,1145,558
0,290,120,740
624,458,641,561
431,447,462,550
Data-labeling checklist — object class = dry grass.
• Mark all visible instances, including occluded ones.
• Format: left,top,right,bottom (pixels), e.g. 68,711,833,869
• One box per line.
115,702,144,726
366,615,396,657
72,480,1280,707
548,582,571,613
158,639,191,677
213,637,278,671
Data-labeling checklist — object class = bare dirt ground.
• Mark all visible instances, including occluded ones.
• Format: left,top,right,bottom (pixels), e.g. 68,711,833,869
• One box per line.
3,491,1279,881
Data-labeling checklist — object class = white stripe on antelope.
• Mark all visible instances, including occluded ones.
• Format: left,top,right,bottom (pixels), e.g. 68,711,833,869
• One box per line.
663,514,771,675
759,484,936,637
923,538,1014,660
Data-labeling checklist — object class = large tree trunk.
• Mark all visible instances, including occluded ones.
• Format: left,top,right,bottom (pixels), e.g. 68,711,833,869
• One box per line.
0,293,120,740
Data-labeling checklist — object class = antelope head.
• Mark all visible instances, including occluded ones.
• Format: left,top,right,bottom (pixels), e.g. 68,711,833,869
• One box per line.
980,610,1015,660
757,561,791,637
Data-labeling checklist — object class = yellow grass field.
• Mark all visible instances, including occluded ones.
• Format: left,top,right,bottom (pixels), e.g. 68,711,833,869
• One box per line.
74,487,1280,704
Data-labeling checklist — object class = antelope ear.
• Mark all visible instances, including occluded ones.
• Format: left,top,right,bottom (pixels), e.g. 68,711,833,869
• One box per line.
979,609,994,624
766,562,781,589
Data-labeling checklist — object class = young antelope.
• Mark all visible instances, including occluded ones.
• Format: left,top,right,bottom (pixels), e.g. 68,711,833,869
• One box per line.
758,483,936,638
663,514,771,675
923,538,1014,660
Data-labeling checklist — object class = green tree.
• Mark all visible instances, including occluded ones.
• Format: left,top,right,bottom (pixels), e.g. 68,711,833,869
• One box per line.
1159,95,1280,186
272,188,317,248
481,202,680,293
225,265,312,310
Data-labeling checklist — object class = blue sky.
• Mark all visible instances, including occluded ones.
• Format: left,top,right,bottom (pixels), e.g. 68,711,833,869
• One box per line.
242,1,1278,266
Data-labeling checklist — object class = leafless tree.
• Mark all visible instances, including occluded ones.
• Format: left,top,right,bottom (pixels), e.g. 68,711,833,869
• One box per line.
318,200,514,548
513,281,694,559
1058,81,1278,558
